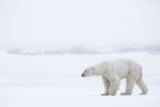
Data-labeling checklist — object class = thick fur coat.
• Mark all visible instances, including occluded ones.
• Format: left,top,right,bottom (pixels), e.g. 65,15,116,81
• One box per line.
81,59,148,95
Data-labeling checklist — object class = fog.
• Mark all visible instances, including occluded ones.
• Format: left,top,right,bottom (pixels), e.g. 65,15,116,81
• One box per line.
0,0,160,54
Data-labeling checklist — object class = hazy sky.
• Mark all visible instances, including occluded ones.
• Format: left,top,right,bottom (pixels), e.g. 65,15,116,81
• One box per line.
0,0,160,49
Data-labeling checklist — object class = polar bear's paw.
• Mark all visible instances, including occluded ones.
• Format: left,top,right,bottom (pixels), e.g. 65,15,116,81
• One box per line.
120,92,131,95
139,92,147,95
109,90,117,96
101,93,109,96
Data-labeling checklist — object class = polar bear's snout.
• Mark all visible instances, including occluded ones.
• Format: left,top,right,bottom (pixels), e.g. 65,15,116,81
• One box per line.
81,70,87,77
81,73,85,77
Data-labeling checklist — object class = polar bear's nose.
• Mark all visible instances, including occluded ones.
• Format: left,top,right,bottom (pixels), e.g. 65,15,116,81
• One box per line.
81,73,85,77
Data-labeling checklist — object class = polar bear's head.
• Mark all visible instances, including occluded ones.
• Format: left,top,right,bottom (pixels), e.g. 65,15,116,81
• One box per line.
81,66,96,77
81,62,109,77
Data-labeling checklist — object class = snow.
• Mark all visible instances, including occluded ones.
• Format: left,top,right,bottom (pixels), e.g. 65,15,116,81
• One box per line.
0,52,160,107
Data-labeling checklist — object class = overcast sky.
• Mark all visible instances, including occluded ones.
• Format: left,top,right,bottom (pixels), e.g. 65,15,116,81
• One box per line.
0,0,160,50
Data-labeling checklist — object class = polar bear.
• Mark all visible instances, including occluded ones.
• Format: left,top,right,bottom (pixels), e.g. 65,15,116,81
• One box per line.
81,59,148,96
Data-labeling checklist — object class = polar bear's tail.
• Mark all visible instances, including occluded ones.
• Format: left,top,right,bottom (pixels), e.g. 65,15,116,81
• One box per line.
136,74,149,95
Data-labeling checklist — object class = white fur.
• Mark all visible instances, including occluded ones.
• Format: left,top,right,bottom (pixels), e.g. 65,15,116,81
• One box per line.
82,59,148,96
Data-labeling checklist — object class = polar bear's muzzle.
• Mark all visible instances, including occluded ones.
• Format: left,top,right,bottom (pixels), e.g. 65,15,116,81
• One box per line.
81,73,85,77
81,72,86,77
81,70,87,77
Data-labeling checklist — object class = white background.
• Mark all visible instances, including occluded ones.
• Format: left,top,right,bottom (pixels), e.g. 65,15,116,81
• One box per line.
0,0,160,50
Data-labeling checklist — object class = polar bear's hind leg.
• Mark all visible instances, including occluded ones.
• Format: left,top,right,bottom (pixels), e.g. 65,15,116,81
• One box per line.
136,77,148,95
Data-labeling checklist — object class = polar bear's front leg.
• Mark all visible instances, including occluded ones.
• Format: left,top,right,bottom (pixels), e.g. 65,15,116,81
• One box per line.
109,79,120,96
101,76,110,96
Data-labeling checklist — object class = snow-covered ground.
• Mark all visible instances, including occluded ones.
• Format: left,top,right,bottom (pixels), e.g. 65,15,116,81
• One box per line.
0,52,160,107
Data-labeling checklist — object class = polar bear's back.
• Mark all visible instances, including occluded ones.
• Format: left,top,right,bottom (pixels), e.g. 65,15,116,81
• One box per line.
111,59,142,79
